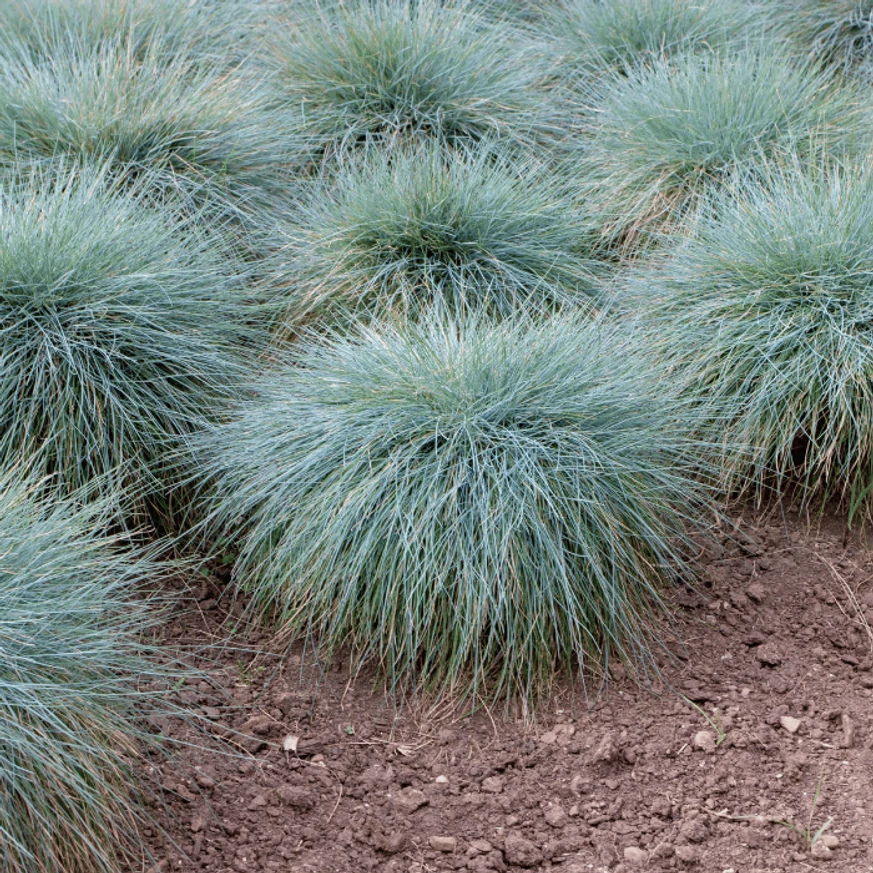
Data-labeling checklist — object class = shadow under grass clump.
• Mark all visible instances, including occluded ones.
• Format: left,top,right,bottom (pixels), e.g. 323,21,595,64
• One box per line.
630,155,873,522
193,315,714,708
266,0,555,164
0,32,293,215
547,0,758,78
0,165,249,520
0,478,180,873
578,44,863,251
276,143,600,323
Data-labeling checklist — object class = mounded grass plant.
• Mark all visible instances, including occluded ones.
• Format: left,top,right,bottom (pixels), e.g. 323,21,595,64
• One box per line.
0,165,248,516
194,315,714,705
547,0,757,77
0,0,205,61
770,0,873,77
0,478,178,873
578,45,863,248
266,0,555,162
0,35,292,213
278,143,600,322
0,0,273,71
631,155,873,519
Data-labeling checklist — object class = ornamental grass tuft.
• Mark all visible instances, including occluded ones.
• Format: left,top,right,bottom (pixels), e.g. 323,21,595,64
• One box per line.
0,0,269,69
266,0,553,162
0,34,291,213
579,45,861,249
277,143,599,322
0,165,248,517
769,0,873,77
631,155,873,520
0,0,201,60
194,315,713,705
547,0,756,77
0,477,179,873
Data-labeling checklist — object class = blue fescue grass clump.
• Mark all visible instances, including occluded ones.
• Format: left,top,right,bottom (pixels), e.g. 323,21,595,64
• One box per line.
0,0,270,69
578,45,863,249
266,0,555,162
547,0,757,76
630,155,873,521
0,478,179,873
193,315,714,705
0,165,248,516
0,34,292,213
769,0,873,77
0,0,200,60
276,143,600,322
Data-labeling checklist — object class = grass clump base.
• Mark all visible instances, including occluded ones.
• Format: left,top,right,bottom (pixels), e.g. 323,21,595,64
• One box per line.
0,478,177,873
0,165,247,517
278,143,599,322
195,315,713,707
633,156,873,521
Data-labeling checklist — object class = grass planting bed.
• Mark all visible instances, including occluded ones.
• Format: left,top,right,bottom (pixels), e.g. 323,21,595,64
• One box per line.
3,1,873,871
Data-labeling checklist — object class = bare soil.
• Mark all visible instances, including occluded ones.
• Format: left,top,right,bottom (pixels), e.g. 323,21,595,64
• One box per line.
137,507,873,873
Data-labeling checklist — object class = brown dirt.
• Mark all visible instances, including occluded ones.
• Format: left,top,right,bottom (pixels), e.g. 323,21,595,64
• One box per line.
136,507,873,873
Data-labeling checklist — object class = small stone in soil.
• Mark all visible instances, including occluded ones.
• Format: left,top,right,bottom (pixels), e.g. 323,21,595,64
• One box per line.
811,842,833,859
468,840,493,855
841,713,856,748
429,836,457,853
481,776,504,793
755,644,782,666
623,846,647,865
434,774,449,784
393,787,428,814
544,805,568,828
570,774,591,795
275,785,315,811
504,833,542,868
693,731,717,753
746,583,766,603
779,716,802,734
378,832,407,854
193,769,215,789
675,844,701,863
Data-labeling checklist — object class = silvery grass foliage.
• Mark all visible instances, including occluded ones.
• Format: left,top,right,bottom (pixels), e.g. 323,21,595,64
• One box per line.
0,165,248,517
769,0,873,77
631,155,873,521
0,33,292,214
547,0,757,77
0,478,180,873
194,315,714,705
266,0,555,163
0,0,256,64
276,143,600,322
578,45,862,250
